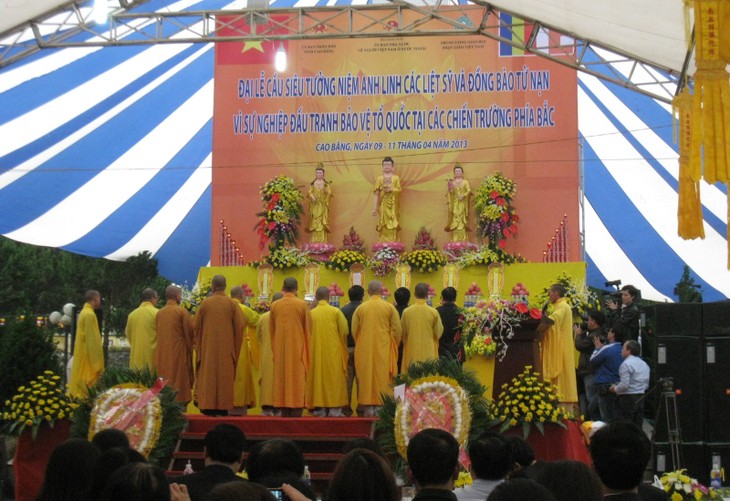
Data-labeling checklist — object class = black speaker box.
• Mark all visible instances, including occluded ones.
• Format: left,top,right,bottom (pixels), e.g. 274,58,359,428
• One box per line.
703,301,730,338
653,340,704,442
654,303,703,338
655,442,707,479
704,337,730,441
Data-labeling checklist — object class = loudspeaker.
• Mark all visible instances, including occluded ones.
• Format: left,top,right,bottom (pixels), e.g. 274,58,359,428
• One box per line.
654,303,703,338
652,303,704,443
654,337,704,443
704,337,730,441
655,442,707,479
703,302,730,338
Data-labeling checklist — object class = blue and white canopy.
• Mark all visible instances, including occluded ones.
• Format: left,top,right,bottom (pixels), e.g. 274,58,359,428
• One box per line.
1,0,728,301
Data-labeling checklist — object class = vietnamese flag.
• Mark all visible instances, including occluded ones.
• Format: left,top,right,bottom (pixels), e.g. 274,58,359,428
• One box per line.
216,15,291,65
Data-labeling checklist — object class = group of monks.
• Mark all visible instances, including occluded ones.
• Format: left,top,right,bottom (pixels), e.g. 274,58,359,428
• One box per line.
67,274,455,417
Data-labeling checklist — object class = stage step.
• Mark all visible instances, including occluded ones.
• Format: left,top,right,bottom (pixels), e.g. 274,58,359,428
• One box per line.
169,415,377,496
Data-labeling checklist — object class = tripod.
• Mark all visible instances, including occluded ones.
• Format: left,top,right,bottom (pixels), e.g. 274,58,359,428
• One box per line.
642,377,683,471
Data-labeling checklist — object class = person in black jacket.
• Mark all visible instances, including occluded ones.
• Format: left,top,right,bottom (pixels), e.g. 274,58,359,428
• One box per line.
436,287,463,363
340,285,364,416
172,424,248,501
606,285,640,342
574,310,607,420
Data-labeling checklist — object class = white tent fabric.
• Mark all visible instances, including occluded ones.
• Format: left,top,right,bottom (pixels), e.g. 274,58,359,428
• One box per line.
1,0,728,300
486,0,691,73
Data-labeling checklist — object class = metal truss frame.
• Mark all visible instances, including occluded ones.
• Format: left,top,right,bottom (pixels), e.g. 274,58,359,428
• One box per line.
0,0,687,103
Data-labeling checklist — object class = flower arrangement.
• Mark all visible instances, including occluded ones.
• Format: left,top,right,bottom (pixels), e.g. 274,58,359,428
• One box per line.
2,371,78,439
656,470,717,500
369,245,401,277
251,299,271,313
340,226,366,253
180,280,211,315
533,272,601,316
401,249,448,273
455,245,526,268
327,249,367,272
412,226,437,250
460,299,542,361
463,331,497,358
474,172,519,251
254,175,304,251
491,366,573,438
249,246,313,269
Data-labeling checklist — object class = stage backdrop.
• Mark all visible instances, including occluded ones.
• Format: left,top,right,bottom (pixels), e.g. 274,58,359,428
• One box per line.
212,8,579,263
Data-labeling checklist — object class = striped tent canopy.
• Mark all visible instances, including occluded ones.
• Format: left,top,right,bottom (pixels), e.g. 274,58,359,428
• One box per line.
1,0,728,301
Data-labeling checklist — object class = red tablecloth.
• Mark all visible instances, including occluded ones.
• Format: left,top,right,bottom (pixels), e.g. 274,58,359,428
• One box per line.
14,419,71,501
504,420,591,464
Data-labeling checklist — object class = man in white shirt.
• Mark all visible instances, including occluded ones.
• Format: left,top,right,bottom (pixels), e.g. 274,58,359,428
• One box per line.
610,340,650,427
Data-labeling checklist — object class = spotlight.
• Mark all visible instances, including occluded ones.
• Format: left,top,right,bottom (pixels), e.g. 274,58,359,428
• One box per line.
274,44,287,72
93,0,108,24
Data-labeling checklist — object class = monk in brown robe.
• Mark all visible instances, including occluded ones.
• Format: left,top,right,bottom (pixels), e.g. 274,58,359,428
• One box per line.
270,277,312,417
155,285,194,404
193,275,245,416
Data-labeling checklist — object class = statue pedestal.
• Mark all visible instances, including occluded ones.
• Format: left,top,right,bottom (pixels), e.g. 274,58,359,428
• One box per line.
493,321,543,396
302,243,334,262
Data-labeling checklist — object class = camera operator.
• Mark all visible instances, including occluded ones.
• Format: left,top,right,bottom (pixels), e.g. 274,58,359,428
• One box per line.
605,285,640,342
574,311,606,421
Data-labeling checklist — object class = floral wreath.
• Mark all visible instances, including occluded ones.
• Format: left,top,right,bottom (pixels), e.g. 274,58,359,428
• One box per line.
71,367,185,467
394,376,472,458
375,358,493,478
88,382,163,458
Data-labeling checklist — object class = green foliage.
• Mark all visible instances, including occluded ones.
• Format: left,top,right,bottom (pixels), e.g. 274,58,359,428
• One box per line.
675,265,703,303
0,238,169,336
71,366,186,468
0,315,62,408
375,357,493,478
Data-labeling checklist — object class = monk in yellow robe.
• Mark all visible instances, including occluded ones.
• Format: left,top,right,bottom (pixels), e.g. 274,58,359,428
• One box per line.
538,283,579,406
306,164,332,243
230,285,259,414
270,277,312,417
372,156,402,242
126,288,159,370
257,292,283,416
445,163,472,242
401,283,444,373
307,287,349,416
155,285,194,404
69,290,104,398
193,275,245,416
352,281,402,416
